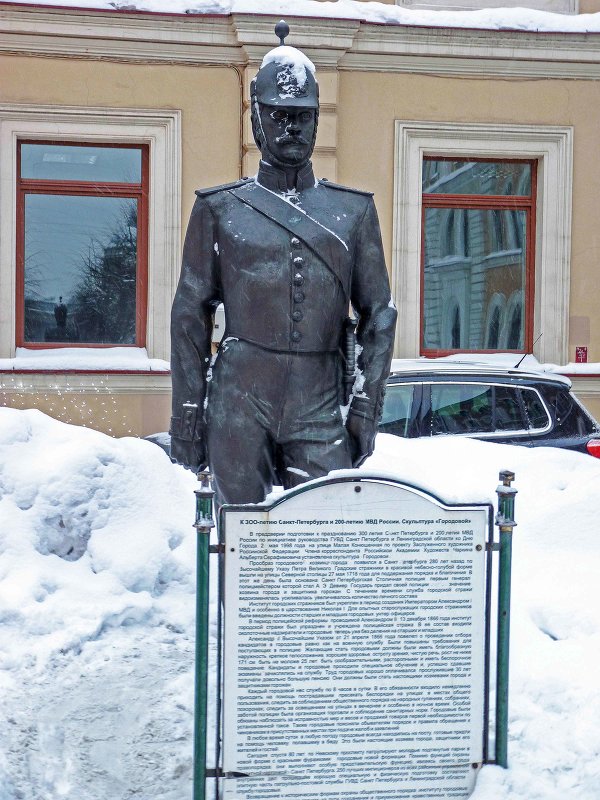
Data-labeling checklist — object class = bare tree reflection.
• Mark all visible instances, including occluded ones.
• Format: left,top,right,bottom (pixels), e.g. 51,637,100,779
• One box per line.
23,197,138,345
70,199,137,344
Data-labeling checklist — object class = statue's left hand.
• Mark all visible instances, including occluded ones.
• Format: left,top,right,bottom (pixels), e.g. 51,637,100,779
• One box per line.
170,435,207,472
346,407,378,468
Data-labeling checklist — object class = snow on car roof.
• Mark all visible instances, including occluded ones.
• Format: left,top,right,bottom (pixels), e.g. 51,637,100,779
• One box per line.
390,357,572,386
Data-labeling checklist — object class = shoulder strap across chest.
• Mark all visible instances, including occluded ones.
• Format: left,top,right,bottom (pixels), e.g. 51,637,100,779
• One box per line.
229,184,351,299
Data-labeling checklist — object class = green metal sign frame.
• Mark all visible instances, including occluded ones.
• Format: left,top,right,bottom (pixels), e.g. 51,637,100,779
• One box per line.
495,470,517,768
193,471,215,800
191,470,516,799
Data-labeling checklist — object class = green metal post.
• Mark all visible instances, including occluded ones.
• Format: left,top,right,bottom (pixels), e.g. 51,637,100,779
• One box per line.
193,470,214,800
495,469,517,768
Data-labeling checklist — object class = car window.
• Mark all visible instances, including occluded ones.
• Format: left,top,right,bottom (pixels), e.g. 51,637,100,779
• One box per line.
521,388,550,431
380,384,415,437
538,385,596,435
494,386,527,431
431,384,493,434
569,392,600,434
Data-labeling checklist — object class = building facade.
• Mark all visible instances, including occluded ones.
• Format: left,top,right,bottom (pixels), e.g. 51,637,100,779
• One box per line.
1,0,600,433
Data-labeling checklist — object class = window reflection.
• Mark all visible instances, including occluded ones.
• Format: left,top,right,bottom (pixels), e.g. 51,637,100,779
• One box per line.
430,383,527,435
507,304,523,350
24,195,138,345
422,160,531,196
431,384,494,435
423,208,526,351
487,306,501,349
379,384,415,437
21,144,142,183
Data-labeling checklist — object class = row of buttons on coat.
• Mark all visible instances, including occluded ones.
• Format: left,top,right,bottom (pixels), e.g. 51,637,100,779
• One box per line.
291,237,304,342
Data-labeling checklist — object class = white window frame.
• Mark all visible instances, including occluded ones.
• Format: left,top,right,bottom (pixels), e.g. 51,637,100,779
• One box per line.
0,104,181,369
393,121,573,364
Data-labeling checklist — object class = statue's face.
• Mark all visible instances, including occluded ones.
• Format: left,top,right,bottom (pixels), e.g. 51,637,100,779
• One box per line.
258,105,316,168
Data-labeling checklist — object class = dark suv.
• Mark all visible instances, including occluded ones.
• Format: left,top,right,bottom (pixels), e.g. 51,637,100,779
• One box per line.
379,361,600,458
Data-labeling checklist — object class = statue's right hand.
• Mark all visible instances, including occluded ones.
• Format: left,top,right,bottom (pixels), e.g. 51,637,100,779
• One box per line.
170,436,208,472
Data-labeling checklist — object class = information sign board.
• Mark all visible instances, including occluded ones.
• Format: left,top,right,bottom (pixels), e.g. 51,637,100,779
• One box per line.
220,477,492,800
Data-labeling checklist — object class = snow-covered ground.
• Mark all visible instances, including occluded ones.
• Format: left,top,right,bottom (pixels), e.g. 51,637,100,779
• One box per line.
1,407,599,799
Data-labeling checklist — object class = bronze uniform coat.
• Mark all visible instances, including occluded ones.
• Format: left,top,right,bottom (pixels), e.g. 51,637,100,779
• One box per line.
170,161,397,447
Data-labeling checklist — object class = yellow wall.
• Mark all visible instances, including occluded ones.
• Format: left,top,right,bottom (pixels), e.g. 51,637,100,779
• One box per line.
0,384,171,437
573,390,600,421
3,51,600,433
0,54,241,436
579,0,600,11
337,70,600,365
0,55,242,226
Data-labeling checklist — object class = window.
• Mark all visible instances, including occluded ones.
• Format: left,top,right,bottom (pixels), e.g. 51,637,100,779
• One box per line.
17,142,148,348
0,105,180,370
393,122,572,365
421,158,536,355
428,382,550,437
431,383,495,434
522,388,551,432
379,383,416,437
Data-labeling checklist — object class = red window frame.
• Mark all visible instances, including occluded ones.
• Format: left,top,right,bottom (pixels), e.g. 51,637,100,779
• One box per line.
420,156,537,357
16,140,149,349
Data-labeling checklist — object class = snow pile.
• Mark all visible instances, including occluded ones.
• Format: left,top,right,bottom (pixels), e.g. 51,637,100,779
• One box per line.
9,0,600,34
0,347,170,373
1,408,600,797
0,407,197,799
368,435,600,800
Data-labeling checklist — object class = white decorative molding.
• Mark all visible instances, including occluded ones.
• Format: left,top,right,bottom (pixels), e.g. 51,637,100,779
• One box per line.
0,6,242,64
340,24,600,79
393,121,573,364
340,52,600,79
4,5,600,78
0,371,172,395
0,104,181,370
232,14,360,68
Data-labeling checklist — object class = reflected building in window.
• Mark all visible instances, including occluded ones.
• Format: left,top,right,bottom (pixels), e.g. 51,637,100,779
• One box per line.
421,159,534,353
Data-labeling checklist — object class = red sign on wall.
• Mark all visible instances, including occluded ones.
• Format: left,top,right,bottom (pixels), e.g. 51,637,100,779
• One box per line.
575,347,588,363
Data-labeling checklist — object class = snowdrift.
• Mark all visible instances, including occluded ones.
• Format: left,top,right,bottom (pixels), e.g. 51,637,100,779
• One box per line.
0,408,599,799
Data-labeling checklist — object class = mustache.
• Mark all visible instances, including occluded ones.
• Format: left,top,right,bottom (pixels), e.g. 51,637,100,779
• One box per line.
274,134,309,145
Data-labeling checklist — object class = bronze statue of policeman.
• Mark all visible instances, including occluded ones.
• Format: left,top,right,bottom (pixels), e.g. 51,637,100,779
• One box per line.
170,23,397,508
